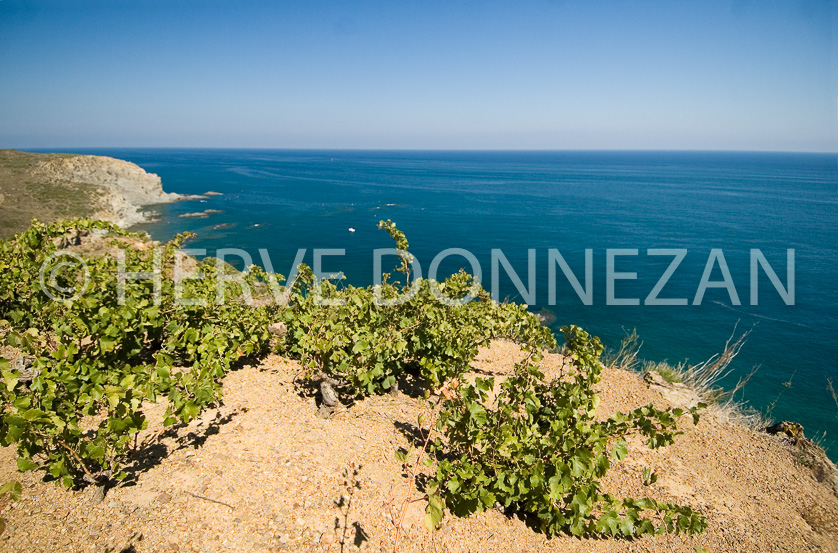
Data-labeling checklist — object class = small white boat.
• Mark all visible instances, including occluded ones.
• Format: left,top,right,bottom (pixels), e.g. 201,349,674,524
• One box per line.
348,227,356,233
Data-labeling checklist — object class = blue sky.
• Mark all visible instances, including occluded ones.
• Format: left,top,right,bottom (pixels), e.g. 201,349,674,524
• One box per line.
0,0,835,151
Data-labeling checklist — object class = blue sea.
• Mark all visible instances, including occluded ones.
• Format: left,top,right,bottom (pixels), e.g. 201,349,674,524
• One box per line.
44,149,838,458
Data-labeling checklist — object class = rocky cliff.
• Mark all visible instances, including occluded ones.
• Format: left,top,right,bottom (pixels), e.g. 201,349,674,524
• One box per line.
0,149,183,236
31,154,182,227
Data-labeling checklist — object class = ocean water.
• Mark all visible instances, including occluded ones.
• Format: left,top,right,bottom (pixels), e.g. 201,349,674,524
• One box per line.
48,149,838,458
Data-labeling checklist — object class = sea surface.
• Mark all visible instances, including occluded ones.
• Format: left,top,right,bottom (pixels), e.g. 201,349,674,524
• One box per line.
45,149,838,458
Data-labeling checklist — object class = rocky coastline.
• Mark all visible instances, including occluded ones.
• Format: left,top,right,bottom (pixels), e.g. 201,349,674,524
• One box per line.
0,149,216,237
29,154,182,227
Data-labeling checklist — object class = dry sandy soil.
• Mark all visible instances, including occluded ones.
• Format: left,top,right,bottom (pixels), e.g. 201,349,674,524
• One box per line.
1,341,837,553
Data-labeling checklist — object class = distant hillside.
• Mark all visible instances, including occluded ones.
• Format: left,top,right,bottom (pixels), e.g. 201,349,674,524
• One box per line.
0,149,180,238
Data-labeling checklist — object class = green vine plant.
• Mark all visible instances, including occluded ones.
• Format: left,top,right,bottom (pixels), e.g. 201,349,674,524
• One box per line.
0,217,707,541
0,219,280,491
426,326,707,538
279,219,555,402
0,217,551,493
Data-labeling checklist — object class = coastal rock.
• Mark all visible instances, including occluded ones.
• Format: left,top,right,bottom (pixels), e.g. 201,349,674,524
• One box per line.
643,370,702,408
765,421,838,497
765,421,805,442
643,370,669,388
32,155,182,227
179,209,223,219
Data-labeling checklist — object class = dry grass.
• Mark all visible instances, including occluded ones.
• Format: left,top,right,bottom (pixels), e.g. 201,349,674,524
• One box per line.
605,325,768,429
677,327,751,400
0,149,101,238
601,328,642,373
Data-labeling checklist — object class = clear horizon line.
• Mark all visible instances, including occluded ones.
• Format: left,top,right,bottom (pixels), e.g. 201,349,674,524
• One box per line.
8,146,838,155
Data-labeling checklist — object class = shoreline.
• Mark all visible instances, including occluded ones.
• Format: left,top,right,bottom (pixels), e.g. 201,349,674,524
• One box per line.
0,149,221,234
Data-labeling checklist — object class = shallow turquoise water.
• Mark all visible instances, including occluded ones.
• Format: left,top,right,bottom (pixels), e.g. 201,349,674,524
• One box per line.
47,149,838,458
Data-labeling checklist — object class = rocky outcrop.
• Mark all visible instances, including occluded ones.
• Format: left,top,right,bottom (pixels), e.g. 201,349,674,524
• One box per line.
32,155,182,227
643,370,702,408
766,421,838,497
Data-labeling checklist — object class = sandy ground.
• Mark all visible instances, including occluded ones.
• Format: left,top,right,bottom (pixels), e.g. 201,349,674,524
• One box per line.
2,341,837,553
